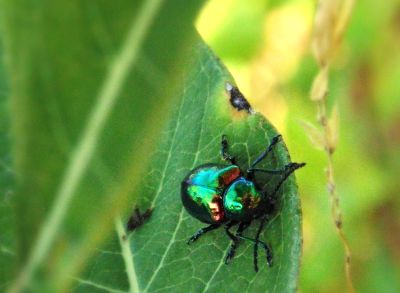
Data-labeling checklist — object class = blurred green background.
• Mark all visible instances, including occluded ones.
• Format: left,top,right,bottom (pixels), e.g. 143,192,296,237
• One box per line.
197,0,400,292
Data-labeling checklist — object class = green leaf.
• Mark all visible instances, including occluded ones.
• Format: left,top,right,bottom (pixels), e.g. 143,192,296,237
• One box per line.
0,199,15,291
0,37,16,290
0,0,205,291
78,42,302,292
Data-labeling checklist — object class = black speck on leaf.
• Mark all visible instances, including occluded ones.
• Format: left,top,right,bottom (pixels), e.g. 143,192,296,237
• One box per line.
225,82,254,114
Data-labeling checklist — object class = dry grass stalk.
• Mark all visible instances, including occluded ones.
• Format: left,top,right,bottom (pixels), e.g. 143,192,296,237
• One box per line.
308,0,356,292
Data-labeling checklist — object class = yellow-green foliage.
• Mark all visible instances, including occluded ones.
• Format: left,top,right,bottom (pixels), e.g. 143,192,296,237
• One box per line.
198,0,400,292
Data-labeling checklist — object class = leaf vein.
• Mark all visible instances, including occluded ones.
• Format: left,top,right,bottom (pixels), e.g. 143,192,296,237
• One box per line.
143,208,185,292
143,62,213,292
115,218,140,293
73,277,127,293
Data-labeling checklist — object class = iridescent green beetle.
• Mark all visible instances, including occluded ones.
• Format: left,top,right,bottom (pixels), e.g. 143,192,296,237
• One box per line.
181,134,305,271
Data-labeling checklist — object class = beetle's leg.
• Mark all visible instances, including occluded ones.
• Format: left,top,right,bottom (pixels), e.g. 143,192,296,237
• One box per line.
187,223,220,244
248,162,305,270
235,234,273,271
254,163,305,212
236,221,251,237
252,215,273,272
270,162,305,197
227,221,252,261
248,135,282,171
248,162,305,175
221,135,236,165
225,221,272,269
224,221,239,264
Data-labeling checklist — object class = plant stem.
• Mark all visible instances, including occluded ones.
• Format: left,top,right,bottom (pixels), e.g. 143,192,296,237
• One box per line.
310,0,356,292
320,100,355,293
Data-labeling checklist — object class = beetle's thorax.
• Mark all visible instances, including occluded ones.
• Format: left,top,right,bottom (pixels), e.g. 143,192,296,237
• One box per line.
223,177,262,222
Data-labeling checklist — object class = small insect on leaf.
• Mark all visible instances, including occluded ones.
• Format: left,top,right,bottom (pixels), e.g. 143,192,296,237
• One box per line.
126,207,153,232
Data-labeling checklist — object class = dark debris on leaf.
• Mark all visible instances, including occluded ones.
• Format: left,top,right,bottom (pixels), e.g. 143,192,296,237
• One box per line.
225,82,255,114
126,207,153,232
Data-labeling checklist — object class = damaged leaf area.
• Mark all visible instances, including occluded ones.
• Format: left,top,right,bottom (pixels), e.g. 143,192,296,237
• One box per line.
225,82,254,114
78,43,302,293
